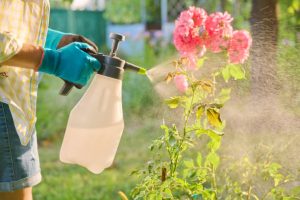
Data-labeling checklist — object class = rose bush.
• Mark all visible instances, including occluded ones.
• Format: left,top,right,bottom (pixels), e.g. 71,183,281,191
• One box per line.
118,7,300,200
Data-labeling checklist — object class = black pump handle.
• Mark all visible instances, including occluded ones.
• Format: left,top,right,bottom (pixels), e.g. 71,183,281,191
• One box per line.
59,80,83,96
109,33,125,57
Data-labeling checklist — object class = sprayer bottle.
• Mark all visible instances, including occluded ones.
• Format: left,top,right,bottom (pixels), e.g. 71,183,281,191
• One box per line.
59,33,146,174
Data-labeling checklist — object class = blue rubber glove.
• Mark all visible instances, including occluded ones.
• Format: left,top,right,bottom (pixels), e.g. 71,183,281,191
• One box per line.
38,42,101,86
45,28,98,53
45,29,65,50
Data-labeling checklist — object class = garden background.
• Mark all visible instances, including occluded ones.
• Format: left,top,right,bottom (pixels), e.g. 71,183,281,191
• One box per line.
35,0,299,199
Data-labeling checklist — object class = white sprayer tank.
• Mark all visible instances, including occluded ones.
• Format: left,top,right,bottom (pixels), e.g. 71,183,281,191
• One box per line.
60,74,124,174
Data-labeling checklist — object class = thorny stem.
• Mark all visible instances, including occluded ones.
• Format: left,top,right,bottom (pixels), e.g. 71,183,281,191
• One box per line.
171,88,196,176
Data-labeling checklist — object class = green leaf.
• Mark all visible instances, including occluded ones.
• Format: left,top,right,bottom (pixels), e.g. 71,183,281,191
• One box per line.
196,169,207,180
147,193,156,200
169,135,176,147
165,97,181,109
229,64,245,80
205,129,224,138
222,64,245,82
160,124,169,131
208,137,221,151
222,65,231,82
274,174,284,187
162,188,173,198
196,105,205,119
197,153,202,167
197,57,207,69
210,103,223,109
184,160,195,168
268,163,282,176
155,192,163,200
201,80,213,93
205,152,220,168
149,144,154,151
207,108,222,128
217,88,231,104
130,169,140,176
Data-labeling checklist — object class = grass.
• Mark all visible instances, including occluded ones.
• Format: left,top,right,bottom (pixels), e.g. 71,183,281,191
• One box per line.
34,119,161,200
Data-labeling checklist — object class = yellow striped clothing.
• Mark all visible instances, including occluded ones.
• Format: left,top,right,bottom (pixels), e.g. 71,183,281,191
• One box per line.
0,0,50,145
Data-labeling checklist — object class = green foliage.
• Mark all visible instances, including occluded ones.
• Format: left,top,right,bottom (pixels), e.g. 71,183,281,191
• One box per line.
130,51,243,199
128,42,300,200
220,155,300,200
105,0,141,24
145,0,161,23
222,64,246,83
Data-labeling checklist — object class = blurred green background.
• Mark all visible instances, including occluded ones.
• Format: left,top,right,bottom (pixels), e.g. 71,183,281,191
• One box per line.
35,0,299,199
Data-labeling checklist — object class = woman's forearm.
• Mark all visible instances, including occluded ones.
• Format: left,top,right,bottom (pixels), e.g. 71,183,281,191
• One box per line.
2,44,44,70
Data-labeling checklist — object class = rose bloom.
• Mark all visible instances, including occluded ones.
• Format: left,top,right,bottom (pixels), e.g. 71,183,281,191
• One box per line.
174,75,189,93
228,30,252,64
173,7,207,54
205,12,233,52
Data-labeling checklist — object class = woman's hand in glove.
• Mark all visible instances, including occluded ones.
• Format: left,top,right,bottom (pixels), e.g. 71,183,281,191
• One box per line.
37,42,101,86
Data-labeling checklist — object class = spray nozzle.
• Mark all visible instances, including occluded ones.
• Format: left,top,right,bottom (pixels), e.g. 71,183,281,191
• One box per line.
124,62,147,75
59,33,147,96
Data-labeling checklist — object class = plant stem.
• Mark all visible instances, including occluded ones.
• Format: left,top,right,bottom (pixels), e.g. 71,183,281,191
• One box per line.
165,135,175,176
247,185,252,200
212,166,218,197
171,89,196,176
161,167,167,182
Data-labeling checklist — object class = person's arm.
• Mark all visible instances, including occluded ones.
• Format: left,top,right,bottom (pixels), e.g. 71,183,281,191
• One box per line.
0,31,101,86
0,32,24,65
2,43,43,70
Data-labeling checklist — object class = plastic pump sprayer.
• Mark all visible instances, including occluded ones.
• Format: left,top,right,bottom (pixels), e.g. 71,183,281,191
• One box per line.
59,33,147,174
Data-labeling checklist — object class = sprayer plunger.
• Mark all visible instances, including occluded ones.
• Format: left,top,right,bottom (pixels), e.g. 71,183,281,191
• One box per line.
59,33,147,96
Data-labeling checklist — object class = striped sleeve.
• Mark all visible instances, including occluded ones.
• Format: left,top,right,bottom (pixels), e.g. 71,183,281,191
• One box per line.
0,32,22,63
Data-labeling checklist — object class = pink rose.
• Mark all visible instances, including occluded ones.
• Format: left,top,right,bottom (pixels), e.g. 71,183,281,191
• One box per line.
228,30,252,64
173,7,207,55
205,12,233,37
173,28,200,54
189,6,207,27
229,30,252,50
174,75,189,93
206,34,231,53
205,12,233,52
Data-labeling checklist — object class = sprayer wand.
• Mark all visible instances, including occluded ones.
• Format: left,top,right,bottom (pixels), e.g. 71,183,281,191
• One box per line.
60,33,147,96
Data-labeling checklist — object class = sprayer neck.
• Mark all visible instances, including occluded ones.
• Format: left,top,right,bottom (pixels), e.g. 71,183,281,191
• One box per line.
95,55,125,80
91,53,147,80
